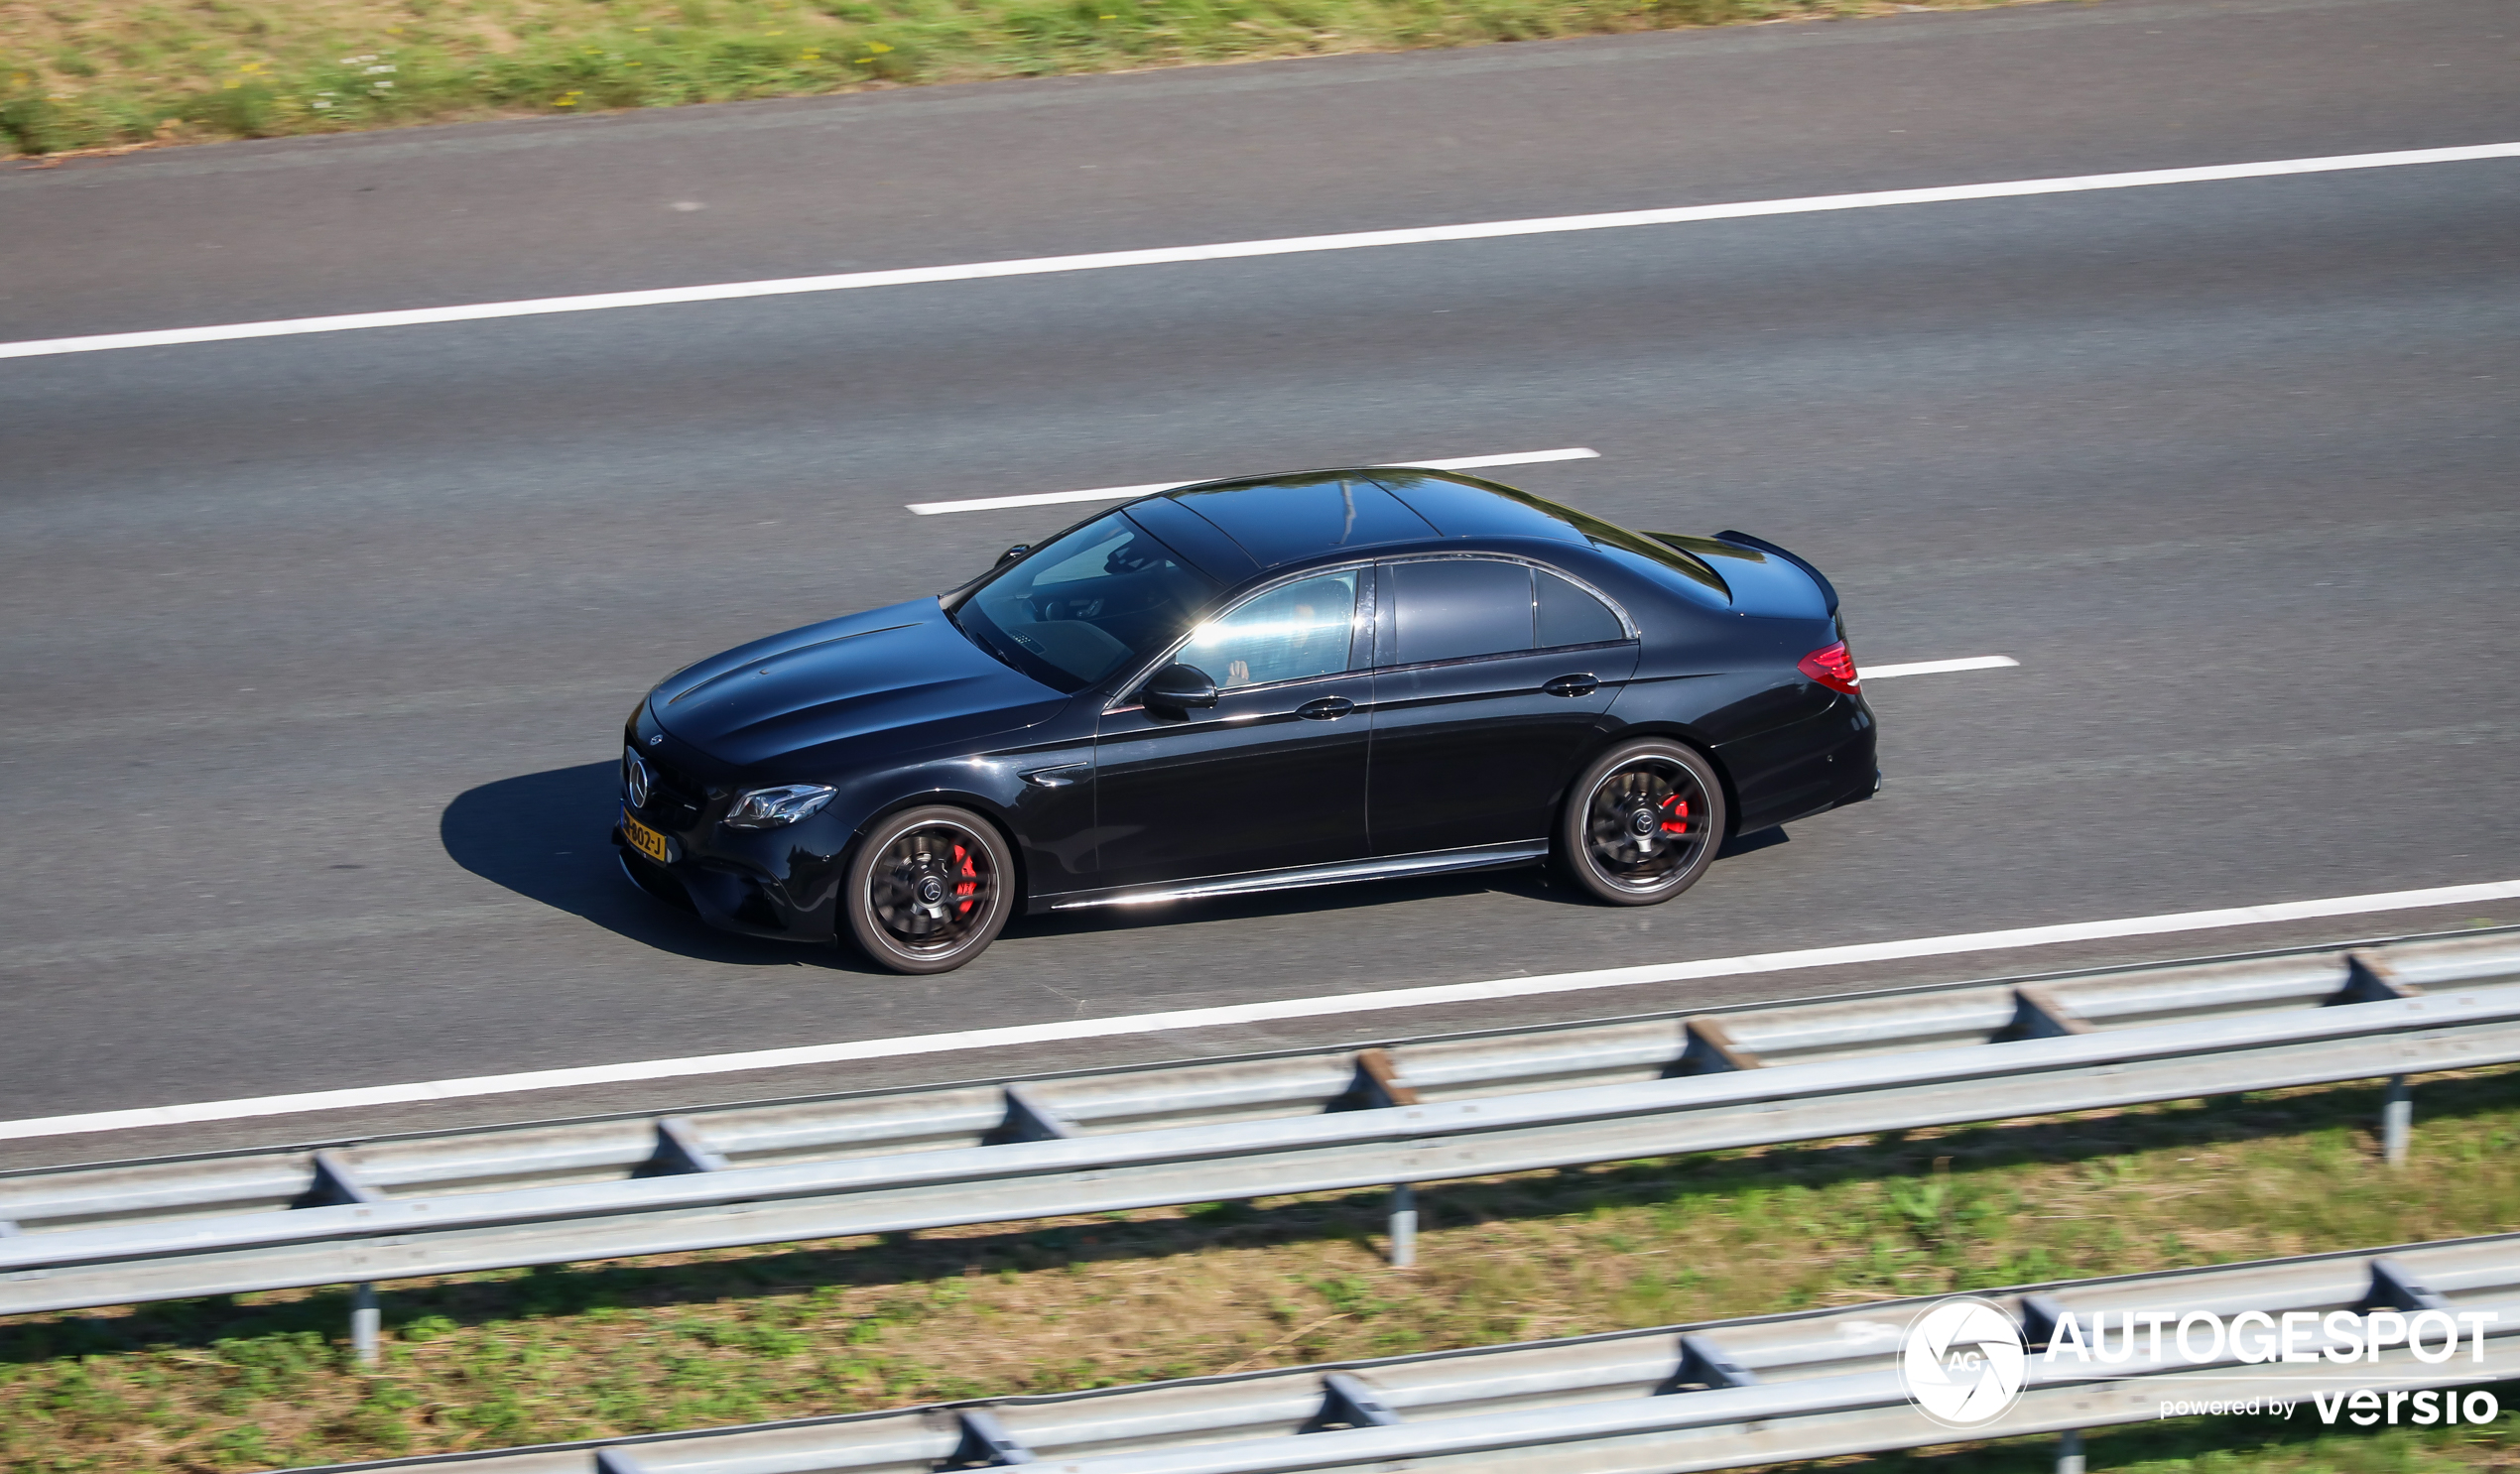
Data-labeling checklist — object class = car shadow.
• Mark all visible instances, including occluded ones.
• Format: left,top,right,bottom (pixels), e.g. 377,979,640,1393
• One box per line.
1717,825,1790,861
439,762,879,970
443,762,1793,964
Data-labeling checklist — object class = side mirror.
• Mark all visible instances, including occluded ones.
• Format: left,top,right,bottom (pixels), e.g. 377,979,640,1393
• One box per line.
1141,663,1219,712
994,544,1032,567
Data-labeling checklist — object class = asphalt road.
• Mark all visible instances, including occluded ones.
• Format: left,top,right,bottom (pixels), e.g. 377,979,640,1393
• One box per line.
2,0,2516,1167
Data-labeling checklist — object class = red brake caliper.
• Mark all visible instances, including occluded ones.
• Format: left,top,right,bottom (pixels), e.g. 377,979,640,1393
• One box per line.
1659,796,1691,835
952,844,978,915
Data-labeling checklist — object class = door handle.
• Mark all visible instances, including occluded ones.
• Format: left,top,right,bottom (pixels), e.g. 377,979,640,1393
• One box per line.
1542,674,1599,698
1297,696,1357,721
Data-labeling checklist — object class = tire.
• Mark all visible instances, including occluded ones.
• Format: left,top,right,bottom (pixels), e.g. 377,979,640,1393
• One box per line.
842,805,1017,974
1555,738,1727,907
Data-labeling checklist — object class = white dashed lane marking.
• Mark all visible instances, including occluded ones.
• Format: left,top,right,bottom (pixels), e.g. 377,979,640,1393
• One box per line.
904,447,1600,515
1860,656,2021,679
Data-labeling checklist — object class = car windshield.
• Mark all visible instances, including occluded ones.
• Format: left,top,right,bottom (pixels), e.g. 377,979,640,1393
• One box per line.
947,511,1221,692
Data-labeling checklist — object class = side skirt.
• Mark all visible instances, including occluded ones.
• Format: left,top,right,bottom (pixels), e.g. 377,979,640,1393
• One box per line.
1039,841,1551,914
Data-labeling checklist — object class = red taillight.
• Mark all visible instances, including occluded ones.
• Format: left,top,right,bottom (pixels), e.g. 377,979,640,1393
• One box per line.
1798,641,1860,694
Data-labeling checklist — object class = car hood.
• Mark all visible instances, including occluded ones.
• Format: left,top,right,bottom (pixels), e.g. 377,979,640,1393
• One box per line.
648,597,1067,768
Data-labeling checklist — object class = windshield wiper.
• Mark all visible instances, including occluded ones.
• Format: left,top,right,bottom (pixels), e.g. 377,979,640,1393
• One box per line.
943,604,1014,669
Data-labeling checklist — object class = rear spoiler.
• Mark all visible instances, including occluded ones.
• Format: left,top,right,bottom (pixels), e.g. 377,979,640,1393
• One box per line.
1712,530,1838,615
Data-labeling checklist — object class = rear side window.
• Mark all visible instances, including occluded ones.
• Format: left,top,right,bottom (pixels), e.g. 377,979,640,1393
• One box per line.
1382,558,1535,666
1537,570,1626,648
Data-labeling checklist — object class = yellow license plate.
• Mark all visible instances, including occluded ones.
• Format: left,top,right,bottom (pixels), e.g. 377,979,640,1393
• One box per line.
621,808,671,864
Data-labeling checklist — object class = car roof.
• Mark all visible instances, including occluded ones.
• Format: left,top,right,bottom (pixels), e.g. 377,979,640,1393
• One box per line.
1151,469,1588,572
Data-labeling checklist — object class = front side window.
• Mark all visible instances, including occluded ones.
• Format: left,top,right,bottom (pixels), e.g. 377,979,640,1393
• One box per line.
1176,570,1361,689
949,512,1220,691
1381,557,1535,667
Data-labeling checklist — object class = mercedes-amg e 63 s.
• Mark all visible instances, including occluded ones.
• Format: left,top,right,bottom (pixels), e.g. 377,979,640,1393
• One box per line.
616,469,1876,972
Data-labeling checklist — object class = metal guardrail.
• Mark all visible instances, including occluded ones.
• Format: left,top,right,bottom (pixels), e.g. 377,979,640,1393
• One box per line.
275,1232,2520,1474
3,929,2517,1344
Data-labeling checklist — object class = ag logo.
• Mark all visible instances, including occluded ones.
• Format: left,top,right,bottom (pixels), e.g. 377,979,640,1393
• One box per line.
1901,1296,2027,1427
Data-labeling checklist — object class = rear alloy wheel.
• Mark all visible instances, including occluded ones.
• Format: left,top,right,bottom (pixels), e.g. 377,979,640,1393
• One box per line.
1557,739,1727,906
843,805,1016,974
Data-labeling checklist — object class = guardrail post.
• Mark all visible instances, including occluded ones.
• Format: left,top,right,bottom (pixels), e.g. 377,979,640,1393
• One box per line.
2332,952,2417,1005
647,1117,732,1175
1305,1371,1404,1431
1348,1050,1425,1269
1349,1047,1420,1109
2360,1257,2449,1313
299,1151,391,1366
948,1407,1037,1465
350,1282,379,1367
2383,1075,2411,1167
2057,1428,2085,1474
2023,1292,2085,1474
301,1150,387,1208
1677,1019,1765,1074
2019,1292,2068,1350
1388,1183,1418,1269
993,1084,1076,1144
2002,986,2093,1041
2333,953,2419,1163
1672,1332,1759,1390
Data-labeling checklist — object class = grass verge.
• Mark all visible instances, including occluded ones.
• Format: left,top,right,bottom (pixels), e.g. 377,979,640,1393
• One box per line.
2,1067,2515,1471
2,0,2047,158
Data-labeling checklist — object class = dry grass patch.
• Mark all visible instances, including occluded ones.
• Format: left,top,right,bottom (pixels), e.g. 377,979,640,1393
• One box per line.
3,0,2056,156
2,1068,2515,1470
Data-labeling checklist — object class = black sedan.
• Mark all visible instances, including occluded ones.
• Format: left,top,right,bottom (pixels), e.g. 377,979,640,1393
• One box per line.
616,469,1876,973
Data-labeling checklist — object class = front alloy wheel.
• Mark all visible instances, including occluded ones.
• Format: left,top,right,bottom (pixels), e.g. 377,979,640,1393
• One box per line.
1557,739,1727,906
843,805,1016,973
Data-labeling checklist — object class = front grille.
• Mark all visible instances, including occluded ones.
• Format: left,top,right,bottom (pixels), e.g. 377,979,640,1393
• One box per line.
626,748,708,830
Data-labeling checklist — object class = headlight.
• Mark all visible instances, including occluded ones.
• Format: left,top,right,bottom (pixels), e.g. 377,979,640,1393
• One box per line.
722,784,837,829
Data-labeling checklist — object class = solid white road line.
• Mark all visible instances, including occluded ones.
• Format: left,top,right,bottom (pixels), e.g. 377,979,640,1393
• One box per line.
3,878,2514,1143
1860,656,2021,680
905,447,1600,515
6,142,2516,362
